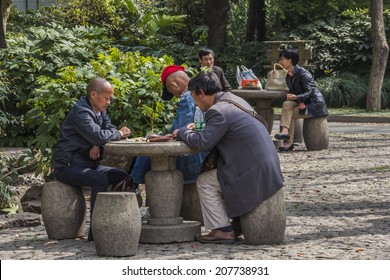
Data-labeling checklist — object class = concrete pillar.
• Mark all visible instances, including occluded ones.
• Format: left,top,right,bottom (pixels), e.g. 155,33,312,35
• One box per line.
293,119,303,144
180,183,204,225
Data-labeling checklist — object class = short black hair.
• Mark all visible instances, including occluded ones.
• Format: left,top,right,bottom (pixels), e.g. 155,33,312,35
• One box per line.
279,49,299,65
198,47,215,59
188,71,222,96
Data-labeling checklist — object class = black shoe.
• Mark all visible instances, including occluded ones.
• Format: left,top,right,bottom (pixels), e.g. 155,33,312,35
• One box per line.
279,144,294,152
88,227,94,241
274,133,290,141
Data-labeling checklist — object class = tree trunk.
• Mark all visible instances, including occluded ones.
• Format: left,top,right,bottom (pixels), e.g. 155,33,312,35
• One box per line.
255,0,266,41
246,0,256,41
367,0,389,111
0,0,13,49
205,0,230,53
245,0,266,42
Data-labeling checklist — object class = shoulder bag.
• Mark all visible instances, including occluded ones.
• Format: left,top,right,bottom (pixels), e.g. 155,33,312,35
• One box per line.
265,63,289,91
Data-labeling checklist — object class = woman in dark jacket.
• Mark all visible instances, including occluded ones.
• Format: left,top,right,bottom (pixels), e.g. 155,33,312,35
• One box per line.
274,49,328,152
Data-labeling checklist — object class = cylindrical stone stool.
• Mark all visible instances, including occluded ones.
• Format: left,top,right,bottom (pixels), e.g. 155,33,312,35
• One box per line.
303,117,329,150
293,119,303,144
41,181,86,240
180,183,204,225
92,192,141,257
240,189,286,245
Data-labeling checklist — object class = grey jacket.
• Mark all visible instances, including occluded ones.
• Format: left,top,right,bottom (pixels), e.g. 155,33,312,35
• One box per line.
287,65,328,117
53,96,121,169
177,92,284,217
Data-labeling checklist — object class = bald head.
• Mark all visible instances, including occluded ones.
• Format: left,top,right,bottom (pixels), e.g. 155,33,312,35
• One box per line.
87,77,115,112
87,77,113,98
165,71,190,98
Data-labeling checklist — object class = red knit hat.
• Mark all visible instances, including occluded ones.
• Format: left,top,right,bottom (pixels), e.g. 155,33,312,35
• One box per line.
161,65,185,101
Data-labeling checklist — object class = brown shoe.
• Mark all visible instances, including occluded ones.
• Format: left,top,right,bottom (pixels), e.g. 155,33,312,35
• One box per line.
195,229,236,244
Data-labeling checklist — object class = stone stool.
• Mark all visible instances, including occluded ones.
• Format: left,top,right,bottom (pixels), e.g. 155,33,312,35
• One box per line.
180,183,204,225
92,192,141,257
240,189,286,245
293,119,304,144
41,181,86,240
303,117,329,150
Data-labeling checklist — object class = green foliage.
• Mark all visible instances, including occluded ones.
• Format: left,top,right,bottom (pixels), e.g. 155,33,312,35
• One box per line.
380,77,390,109
22,48,179,175
0,24,112,147
0,156,19,213
316,72,367,108
316,74,390,109
284,8,390,76
270,0,369,30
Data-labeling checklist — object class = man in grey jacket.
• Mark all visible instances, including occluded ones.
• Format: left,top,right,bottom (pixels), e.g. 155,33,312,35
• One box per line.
53,77,131,241
173,71,284,244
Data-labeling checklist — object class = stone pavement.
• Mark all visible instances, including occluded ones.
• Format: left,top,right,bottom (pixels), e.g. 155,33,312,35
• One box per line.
0,122,389,260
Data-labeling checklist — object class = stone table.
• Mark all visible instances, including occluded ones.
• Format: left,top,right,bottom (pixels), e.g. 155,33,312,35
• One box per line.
232,89,287,134
104,140,201,243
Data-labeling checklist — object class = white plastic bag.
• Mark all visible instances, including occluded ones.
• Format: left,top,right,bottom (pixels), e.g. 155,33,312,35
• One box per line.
236,65,262,90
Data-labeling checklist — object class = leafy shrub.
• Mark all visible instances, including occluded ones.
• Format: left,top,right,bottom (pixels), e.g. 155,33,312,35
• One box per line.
380,77,390,109
23,48,186,175
0,24,113,147
0,156,20,214
316,72,367,108
284,8,390,77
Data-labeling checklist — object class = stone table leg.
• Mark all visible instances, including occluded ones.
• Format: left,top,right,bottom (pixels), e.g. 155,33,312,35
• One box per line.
141,155,200,243
255,99,274,134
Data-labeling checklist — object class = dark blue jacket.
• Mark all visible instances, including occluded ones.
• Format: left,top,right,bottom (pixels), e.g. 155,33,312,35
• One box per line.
53,96,121,169
169,91,206,184
287,65,328,117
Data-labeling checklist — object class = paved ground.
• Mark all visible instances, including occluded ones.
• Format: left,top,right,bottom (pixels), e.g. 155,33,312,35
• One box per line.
0,122,389,260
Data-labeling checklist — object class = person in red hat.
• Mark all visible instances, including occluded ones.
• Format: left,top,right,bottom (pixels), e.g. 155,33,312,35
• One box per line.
129,65,206,221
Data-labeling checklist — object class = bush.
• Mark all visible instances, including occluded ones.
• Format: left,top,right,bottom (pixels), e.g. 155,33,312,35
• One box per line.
283,8,390,77
316,72,367,108
0,24,113,146
379,77,390,109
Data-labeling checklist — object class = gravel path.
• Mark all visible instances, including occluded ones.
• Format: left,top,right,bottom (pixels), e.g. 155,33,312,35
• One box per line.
0,129,389,260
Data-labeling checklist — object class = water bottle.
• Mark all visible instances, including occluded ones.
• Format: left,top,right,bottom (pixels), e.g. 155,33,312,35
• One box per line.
194,106,205,131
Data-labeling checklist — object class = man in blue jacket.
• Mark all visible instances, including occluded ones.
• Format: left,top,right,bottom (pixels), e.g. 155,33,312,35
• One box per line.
53,77,131,241
130,65,205,187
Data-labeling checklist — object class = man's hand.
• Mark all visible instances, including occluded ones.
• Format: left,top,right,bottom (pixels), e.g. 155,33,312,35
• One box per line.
172,129,179,138
89,145,100,160
186,123,195,130
119,127,131,138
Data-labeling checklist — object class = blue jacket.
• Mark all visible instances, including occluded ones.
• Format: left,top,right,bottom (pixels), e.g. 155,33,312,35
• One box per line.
169,91,206,184
53,96,121,169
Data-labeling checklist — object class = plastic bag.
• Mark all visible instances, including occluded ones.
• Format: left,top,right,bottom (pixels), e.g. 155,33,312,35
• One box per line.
236,65,262,90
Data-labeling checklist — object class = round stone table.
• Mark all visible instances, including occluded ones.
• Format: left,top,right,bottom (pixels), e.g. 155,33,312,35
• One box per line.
104,140,201,243
232,89,287,134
